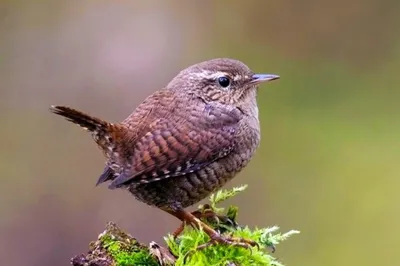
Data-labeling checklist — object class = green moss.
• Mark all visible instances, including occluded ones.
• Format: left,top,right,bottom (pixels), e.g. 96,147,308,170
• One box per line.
112,248,157,266
98,223,159,266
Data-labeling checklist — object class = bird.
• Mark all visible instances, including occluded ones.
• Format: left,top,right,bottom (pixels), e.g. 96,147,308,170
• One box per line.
50,58,279,248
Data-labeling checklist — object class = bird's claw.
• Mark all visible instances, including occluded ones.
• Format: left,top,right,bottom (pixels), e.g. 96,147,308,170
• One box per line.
172,206,231,239
196,233,259,251
183,235,257,264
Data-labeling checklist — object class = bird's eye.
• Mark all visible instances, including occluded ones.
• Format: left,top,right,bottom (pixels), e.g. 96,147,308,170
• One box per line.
217,76,230,88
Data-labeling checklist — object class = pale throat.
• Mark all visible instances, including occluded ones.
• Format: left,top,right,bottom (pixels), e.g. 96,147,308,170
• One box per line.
236,88,259,118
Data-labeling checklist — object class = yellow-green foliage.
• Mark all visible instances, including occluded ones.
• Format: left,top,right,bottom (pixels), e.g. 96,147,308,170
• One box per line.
165,185,300,266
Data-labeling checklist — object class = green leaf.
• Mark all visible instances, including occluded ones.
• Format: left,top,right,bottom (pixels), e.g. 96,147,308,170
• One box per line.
209,184,248,208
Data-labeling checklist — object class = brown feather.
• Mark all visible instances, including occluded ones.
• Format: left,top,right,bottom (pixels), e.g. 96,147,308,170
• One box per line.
108,95,242,189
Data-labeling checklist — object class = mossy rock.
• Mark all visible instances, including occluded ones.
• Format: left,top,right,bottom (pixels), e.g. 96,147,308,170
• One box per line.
71,222,160,266
71,185,299,266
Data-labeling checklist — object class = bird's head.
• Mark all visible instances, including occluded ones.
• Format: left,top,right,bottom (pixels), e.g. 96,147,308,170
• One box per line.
167,58,279,107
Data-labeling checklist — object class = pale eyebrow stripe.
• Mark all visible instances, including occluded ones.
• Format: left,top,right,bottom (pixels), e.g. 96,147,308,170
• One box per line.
207,71,230,79
192,71,243,81
191,71,227,79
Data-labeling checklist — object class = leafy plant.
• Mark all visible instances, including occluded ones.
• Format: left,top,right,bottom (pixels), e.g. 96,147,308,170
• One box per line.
164,185,300,266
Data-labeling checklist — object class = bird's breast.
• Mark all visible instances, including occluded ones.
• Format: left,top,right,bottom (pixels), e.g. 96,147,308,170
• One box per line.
235,119,260,162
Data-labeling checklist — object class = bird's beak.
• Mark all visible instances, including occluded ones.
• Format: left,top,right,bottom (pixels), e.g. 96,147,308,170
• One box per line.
250,74,280,85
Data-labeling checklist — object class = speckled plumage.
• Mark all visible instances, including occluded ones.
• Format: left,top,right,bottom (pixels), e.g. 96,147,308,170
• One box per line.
50,58,279,247
122,89,261,209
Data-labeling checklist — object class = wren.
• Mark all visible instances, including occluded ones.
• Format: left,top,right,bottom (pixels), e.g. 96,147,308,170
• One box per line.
50,58,279,248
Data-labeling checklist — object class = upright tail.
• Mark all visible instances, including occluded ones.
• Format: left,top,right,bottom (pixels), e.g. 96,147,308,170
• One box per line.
49,105,120,154
49,105,109,133
50,105,124,185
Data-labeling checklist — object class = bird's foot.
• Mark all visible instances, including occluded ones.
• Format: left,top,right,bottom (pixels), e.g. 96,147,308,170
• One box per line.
172,204,230,238
182,232,259,263
197,232,259,251
168,207,257,252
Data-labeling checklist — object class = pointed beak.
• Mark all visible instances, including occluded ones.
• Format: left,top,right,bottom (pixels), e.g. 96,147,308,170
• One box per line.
250,74,280,85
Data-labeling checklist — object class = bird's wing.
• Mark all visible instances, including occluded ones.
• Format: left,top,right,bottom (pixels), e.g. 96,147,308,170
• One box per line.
107,102,242,189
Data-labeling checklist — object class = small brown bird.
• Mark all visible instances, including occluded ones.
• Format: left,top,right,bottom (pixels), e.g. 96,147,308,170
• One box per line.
50,58,279,247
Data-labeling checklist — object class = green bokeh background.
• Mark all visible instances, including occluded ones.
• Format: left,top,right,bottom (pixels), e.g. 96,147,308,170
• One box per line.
1,1,399,265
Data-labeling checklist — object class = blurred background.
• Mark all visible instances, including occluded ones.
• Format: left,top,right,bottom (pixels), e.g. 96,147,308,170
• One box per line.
1,0,399,265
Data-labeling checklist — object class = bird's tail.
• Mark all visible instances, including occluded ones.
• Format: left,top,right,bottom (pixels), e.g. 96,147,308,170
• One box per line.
49,105,124,155
50,105,109,132
50,105,128,185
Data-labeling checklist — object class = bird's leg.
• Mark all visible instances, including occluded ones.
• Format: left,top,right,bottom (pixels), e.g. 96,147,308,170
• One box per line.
171,204,225,238
167,208,258,249
171,221,186,239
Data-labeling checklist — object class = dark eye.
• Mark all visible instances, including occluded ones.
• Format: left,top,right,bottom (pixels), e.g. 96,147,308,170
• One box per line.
217,76,230,88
